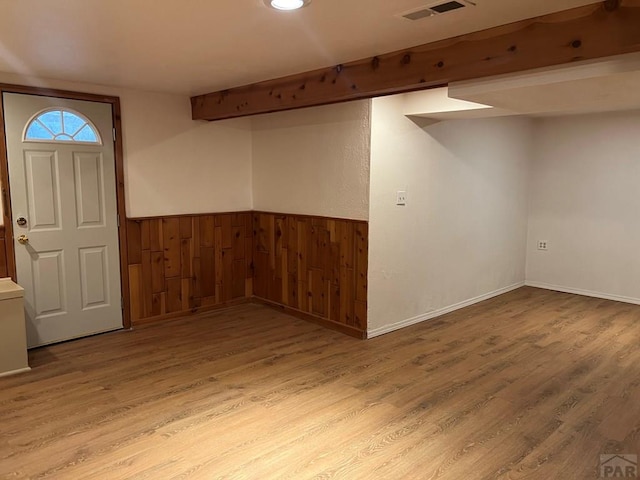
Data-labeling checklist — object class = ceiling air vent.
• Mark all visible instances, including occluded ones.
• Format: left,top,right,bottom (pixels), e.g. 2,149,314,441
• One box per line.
402,9,436,21
430,1,466,13
400,0,474,21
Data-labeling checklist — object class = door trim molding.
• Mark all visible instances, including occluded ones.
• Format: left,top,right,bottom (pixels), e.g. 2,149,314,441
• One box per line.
0,84,131,329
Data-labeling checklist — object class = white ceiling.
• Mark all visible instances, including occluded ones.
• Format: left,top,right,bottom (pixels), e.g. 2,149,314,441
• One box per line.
0,0,600,96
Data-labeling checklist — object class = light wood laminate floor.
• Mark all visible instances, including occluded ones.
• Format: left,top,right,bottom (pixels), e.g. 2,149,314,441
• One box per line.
1,287,639,479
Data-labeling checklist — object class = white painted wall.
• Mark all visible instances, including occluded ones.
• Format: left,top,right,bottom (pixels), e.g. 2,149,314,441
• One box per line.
1,73,370,226
368,95,533,336
0,72,252,221
251,101,371,220
5,73,637,332
526,111,640,303
119,91,251,217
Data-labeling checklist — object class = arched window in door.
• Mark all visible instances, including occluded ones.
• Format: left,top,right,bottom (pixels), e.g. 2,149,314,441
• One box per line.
23,108,102,145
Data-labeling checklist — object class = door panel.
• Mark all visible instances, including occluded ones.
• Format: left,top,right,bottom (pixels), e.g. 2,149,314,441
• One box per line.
32,250,66,318
3,92,123,347
74,152,105,228
79,246,110,309
25,150,62,231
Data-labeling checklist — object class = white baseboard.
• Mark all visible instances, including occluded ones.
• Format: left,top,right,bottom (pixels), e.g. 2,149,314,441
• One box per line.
524,281,640,306
0,366,31,378
367,282,525,339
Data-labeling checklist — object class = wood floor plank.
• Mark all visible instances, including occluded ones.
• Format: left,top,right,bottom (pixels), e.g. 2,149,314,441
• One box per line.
1,287,639,479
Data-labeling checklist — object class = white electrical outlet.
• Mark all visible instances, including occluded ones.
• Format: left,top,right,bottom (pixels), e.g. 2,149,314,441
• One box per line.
396,191,407,206
538,241,548,251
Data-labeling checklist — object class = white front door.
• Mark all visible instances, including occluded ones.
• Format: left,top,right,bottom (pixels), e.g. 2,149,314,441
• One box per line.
3,93,123,347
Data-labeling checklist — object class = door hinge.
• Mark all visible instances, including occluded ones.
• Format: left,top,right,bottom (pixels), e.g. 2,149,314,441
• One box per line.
112,128,116,142
121,297,124,310
117,214,120,228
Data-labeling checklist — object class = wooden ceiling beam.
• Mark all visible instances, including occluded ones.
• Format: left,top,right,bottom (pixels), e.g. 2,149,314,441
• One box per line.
192,0,640,121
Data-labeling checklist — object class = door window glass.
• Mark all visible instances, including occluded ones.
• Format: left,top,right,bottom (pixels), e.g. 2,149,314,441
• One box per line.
24,109,102,145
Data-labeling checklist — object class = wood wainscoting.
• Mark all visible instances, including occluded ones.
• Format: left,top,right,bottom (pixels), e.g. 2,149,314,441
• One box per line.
252,212,368,338
0,226,8,278
126,213,253,325
126,211,369,337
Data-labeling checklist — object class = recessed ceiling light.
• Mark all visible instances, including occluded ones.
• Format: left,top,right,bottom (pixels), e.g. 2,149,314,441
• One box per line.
265,0,311,11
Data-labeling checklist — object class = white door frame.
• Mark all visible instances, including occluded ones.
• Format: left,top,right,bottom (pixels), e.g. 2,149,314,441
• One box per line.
0,84,131,331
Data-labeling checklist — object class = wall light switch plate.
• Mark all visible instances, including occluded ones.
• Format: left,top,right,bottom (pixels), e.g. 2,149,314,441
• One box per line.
396,191,407,206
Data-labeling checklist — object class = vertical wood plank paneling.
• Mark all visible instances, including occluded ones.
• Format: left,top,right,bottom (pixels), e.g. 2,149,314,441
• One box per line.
127,220,142,265
275,217,284,280
141,250,153,318
311,268,326,316
297,220,307,311
241,213,252,236
165,277,182,313
126,213,254,325
128,264,143,321
232,259,245,299
329,283,340,322
355,223,368,303
253,253,267,299
287,219,297,275
339,221,354,269
200,247,215,298
140,221,150,251
200,216,214,248
192,219,201,258
232,226,245,260
354,300,367,331
125,212,366,334
181,278,191,311
180,238,192,278
268,215,276,271
281,250,288,305
149,219,162,252
221,215,233,249
252,212,368,334
151,293,162,317
192,256,202,301
163,218,181,278
339,267,355,326
151,252,165,294
222,248,233,302
179,217,192,239
214,227,223,302
288,273,298,309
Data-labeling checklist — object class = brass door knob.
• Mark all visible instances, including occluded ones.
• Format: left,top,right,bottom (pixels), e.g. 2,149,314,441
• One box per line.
17,235,29,244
